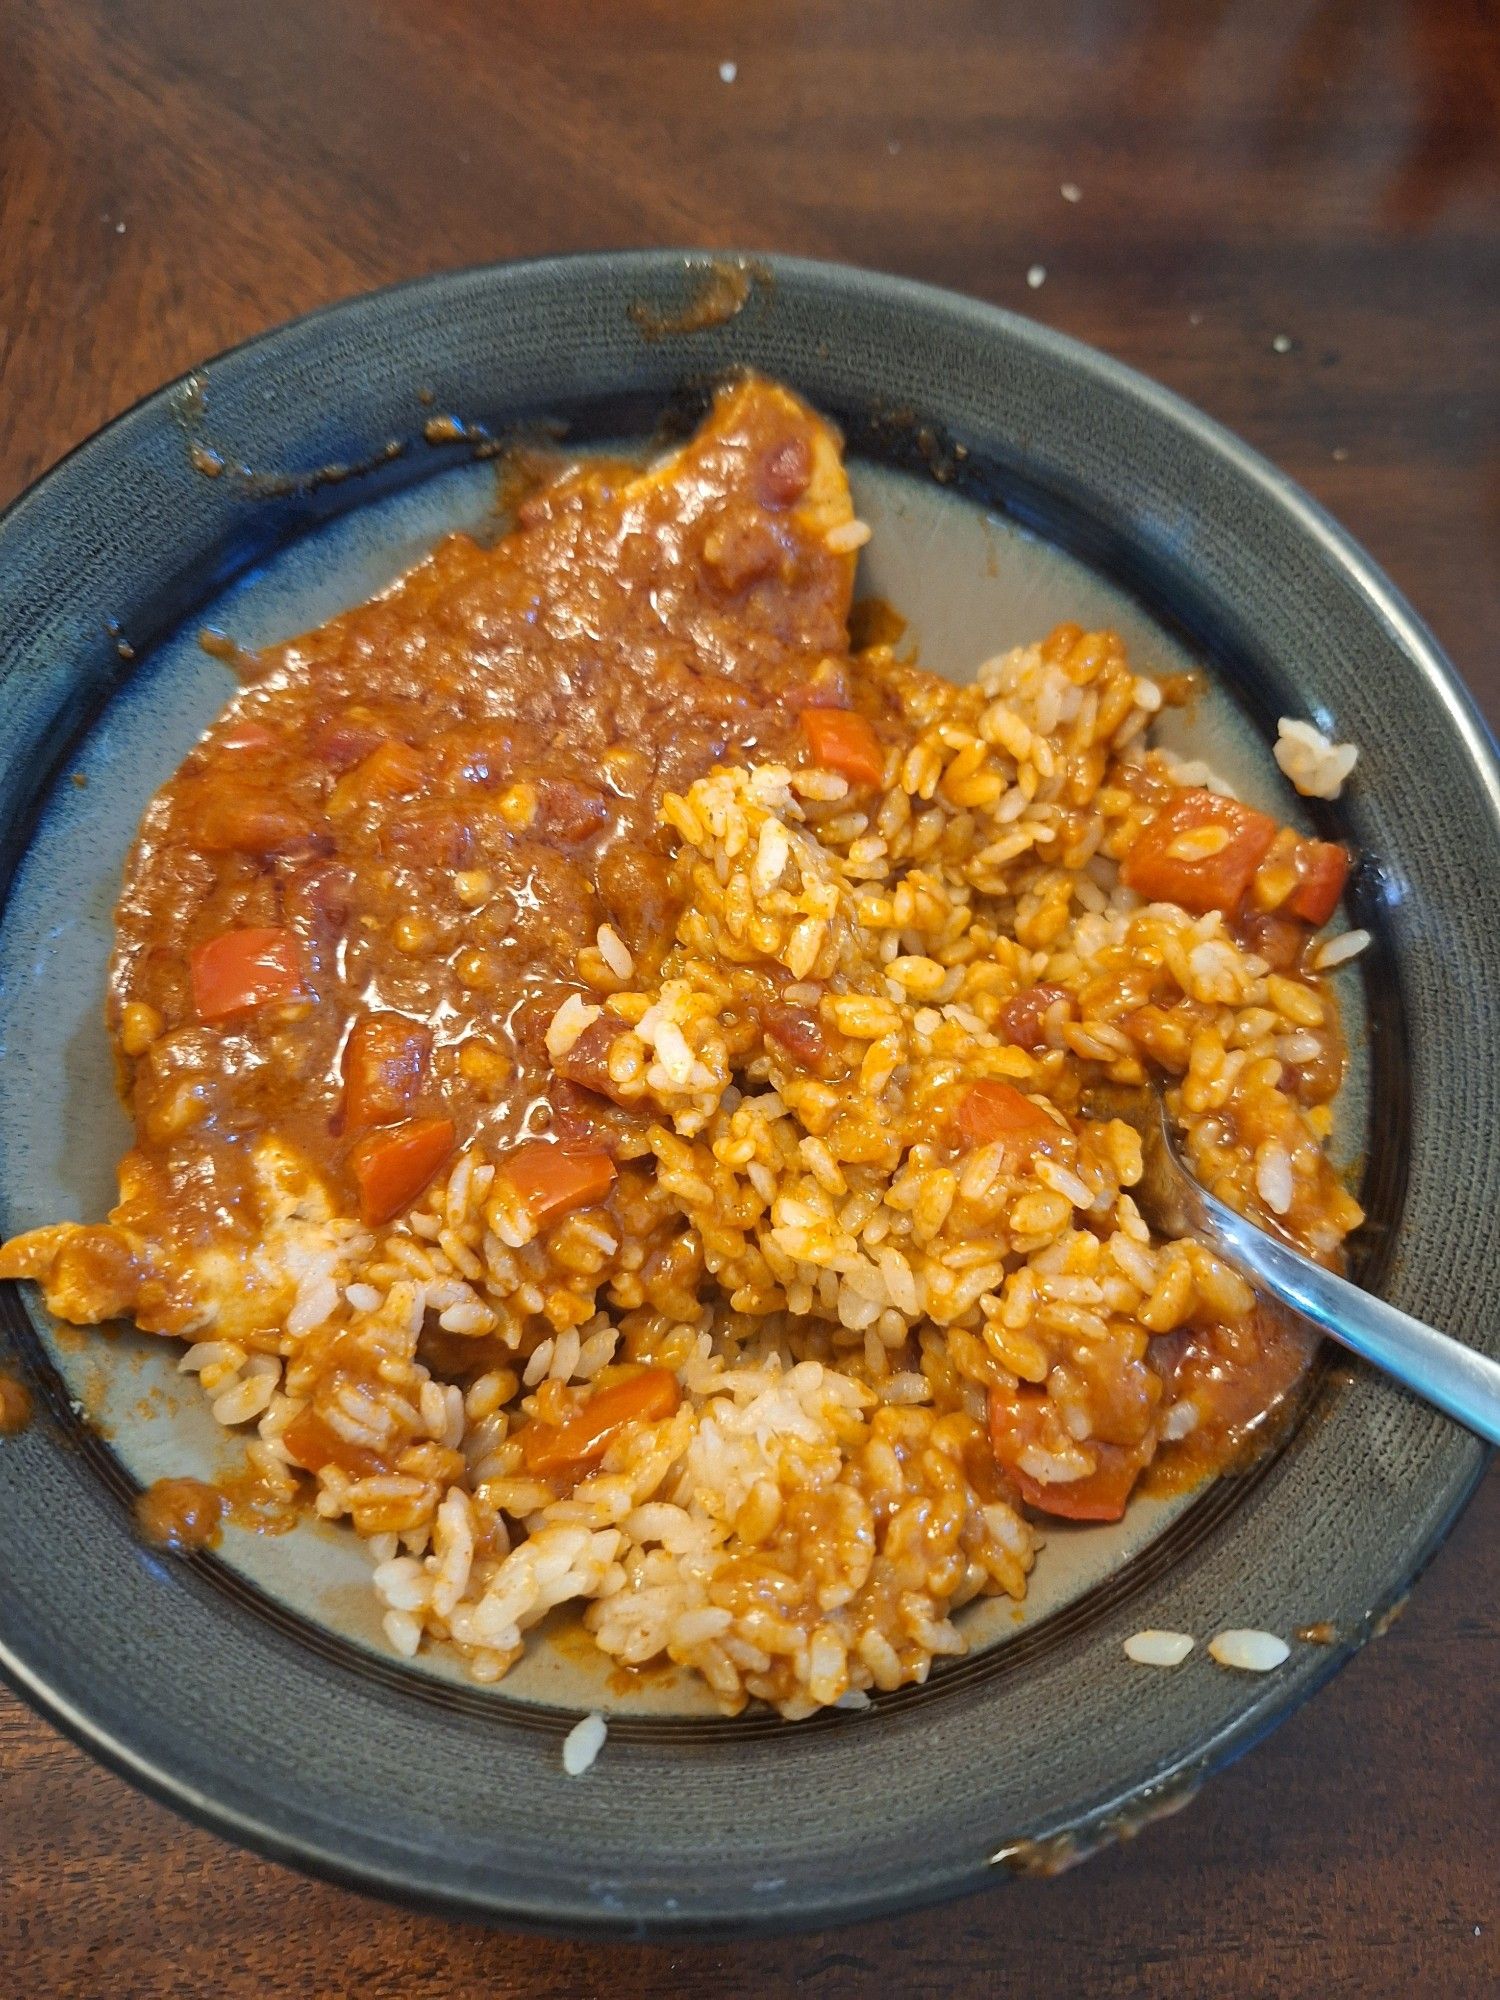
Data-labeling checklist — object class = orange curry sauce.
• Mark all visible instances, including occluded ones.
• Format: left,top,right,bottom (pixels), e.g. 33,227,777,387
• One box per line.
101,380,861,1312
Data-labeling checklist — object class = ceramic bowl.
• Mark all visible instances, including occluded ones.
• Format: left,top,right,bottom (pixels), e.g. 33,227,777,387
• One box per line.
1,252,1496,1933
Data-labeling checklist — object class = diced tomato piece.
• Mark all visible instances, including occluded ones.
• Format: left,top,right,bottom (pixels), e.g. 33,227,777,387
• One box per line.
1011,1446,1145,1522
1285,839,1349,926
190,927,301,1021
987,1387,1147,1523
342,1012,432,1132
999,983,1071,1052
328,740,426,816
1120,788,1278,915
799,708,886,788
956,1080,1060,1165
349,1116,455,1226
519,1367,681,1482
497,1142,616,1227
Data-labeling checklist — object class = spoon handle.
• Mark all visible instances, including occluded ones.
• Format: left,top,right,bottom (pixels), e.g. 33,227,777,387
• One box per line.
1204,1200,1500,1447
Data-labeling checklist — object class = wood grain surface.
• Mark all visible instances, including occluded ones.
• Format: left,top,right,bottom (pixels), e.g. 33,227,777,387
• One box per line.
1,2,1496,1994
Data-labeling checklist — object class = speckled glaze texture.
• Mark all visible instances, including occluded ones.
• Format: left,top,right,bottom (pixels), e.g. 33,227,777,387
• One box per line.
0,253,1495,1935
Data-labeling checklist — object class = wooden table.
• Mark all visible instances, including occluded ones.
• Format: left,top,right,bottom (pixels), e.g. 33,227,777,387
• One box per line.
2,3,1496,1993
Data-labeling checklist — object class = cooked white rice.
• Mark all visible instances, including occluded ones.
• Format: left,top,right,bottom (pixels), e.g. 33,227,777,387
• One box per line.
1274,717,1358,800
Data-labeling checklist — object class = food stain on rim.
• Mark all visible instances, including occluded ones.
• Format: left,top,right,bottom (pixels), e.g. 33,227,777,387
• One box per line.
627,256,772,341
169,369,407,499
988,1769,1203,1876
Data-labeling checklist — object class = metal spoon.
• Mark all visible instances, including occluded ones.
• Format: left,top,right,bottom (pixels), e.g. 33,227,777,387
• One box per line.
1095,1082,1500,1447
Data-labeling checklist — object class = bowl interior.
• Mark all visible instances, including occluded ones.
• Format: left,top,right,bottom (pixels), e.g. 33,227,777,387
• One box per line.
0,434,1370,1715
